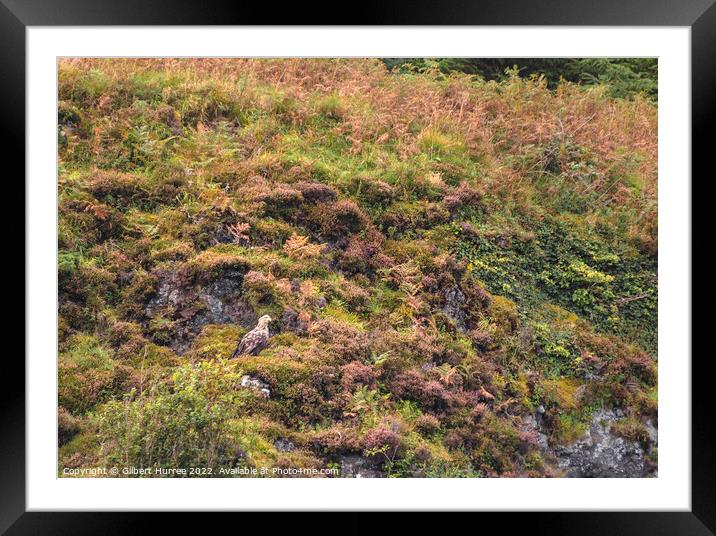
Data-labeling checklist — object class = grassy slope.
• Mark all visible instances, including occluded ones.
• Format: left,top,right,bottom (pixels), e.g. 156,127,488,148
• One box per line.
58,59,658,477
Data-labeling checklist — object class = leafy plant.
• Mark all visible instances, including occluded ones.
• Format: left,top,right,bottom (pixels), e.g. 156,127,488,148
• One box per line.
97,359,246,471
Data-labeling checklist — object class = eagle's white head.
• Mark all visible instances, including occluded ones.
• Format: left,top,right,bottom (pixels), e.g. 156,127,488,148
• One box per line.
257,315,273,329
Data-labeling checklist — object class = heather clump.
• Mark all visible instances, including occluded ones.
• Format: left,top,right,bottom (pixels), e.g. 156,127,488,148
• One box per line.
308,199,369,239
293,181,338,203
340,361,378,391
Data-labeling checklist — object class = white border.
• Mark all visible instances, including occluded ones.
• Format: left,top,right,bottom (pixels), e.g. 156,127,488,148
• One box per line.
27,27,691,511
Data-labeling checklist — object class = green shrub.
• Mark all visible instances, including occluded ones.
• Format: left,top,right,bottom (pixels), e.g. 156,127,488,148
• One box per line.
97,359,247,471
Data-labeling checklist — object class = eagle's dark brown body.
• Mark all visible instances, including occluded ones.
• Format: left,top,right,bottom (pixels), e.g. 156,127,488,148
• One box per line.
232,315,272,357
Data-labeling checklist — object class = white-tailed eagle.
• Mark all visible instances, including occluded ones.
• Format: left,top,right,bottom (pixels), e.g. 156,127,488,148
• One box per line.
232,315,272,357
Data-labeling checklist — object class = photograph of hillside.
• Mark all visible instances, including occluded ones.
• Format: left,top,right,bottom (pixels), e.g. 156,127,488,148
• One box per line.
58,58,658,478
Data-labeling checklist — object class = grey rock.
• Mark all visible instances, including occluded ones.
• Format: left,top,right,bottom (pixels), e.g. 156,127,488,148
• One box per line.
275,439,295,452
339,455,383,478
281,307,309,336
521,415,550,451
211,226,235,244
145,268,255,353
443,285,467,332
553,409,647,478
644,419,659,477
290,279,302,294
645,419,658,445
520,408,655,478
421,361,435,372
240,375,271,398
584,370,602,381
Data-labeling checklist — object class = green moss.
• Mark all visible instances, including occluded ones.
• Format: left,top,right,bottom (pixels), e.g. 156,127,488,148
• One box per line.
239,355,312,393
611,417,651,445
58,335,117,414
59,429,101,475
487,295,519,340
191,324,243,361
323,301,366,330
541,377,582,411
252,218,297,246
150,240,194,263
186,246,251,279
553,413,588,445
226,417,320,474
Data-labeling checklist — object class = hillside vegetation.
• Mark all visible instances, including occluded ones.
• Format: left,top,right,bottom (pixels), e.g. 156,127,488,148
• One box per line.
58,58,657,477
383,58,658,100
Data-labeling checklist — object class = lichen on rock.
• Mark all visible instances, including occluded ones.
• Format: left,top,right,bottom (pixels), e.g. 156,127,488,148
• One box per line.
552,409,652,478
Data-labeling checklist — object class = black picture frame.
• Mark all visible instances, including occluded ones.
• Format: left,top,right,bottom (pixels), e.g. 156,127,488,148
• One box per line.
5,0,710,533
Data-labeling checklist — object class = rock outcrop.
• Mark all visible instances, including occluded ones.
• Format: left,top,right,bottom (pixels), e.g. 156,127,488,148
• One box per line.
553,409,648,477
240,375,271,398
443,285,467,332
145,268,255,353
523,408,656,478
339,455,383,478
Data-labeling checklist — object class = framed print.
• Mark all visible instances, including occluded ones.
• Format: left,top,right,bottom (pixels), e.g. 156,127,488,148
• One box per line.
6,0,712,532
